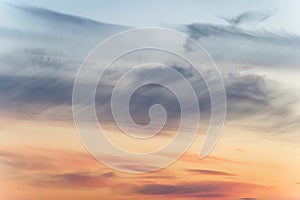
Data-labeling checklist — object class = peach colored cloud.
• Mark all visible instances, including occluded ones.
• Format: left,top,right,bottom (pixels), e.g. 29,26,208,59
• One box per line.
187,169,236,176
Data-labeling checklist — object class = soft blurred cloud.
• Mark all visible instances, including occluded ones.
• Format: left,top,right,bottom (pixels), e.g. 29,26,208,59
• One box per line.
219,11,274,26
0,3,299,200
187,169,236,176
184,23,300,68
132,181,267,199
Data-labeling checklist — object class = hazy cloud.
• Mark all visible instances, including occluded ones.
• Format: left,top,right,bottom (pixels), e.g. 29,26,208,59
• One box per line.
187,169,236,176
0,148,56,171
33,171,116,188
220,11,273,26
0,147,101,174
133,181,264,198
240,198,258,200
0,63,296,134
184,23,300,67
0,4,298,135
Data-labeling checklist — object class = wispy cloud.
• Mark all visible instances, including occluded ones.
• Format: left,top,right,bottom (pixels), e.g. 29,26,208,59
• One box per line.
0,147,101,174
0,63,297,134
239,198,258,200
132,181,265,198
219,11,274,26
184,23,300,67
187,169,236,176
0,4,299,136
4,4,128,40
32,171,117,189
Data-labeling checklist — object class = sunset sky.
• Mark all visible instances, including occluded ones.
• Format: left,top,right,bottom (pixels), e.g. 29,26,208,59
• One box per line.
0,0,300,199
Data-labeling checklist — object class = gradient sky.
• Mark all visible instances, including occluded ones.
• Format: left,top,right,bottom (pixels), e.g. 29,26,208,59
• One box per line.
2,0,300,34
0,1,300,200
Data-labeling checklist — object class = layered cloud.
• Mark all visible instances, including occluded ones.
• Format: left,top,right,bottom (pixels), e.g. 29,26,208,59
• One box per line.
0,3,299,136
0,146,264,199
183,23,300,67
32,171,117,189
132,181,266,199
0,3,299,200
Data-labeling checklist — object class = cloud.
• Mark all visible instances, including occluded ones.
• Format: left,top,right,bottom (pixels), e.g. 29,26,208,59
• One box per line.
32,171,117,188
0,147,101,174
192,193,226,198
0,74,73,120
0,5,129,83
9,4,128,30
21,48,64,69
205,156,245,165
240,198,258,200
220,11,273,26
184,23,300,67
0,146,121,189
0,4,298,136
133,181,264,198
0,147,57,171
0,4,129,72
2,4,128,43
187,169,236,176
0,4,129,121
107,65,296,131
134,182,225,195
0,62,296,134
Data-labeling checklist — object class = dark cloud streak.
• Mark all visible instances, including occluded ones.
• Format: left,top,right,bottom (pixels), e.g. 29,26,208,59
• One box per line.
133,181,263,198
220,11,273,26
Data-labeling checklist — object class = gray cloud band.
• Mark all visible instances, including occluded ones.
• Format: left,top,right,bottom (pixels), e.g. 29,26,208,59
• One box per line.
72,28,226,173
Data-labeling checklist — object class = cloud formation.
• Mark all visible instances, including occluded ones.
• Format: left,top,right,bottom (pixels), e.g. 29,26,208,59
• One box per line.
133,181,264,198
187,169,236,176
0,4,299,136
220,11,273,26
240,198,258,200
0,62,297,135
184,23,300,67
32,171,116,189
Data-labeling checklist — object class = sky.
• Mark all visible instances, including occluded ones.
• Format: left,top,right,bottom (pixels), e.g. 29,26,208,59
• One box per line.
2,0,300,34
0,1,300,200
